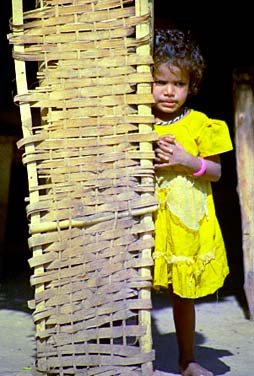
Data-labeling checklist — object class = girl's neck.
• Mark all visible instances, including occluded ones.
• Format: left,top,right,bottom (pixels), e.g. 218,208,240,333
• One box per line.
154,107,189,125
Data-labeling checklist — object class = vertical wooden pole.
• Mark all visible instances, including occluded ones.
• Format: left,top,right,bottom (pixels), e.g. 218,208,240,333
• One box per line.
136,0,155,374
11,0,45,336
233,69,254,320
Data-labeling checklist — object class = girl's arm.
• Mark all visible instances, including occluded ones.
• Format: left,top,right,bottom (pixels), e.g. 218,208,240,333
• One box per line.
182,154,221,182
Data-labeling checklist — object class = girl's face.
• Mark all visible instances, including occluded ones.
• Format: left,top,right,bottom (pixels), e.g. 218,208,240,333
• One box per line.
153,63,190,119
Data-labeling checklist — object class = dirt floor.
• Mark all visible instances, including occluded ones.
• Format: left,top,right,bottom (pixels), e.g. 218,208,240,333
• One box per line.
0,271,253,376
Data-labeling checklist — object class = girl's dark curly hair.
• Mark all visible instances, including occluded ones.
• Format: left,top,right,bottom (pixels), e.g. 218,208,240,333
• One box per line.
154,29,206,97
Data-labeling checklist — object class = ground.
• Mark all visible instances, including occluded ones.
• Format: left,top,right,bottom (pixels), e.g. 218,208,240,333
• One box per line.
0,272,253,376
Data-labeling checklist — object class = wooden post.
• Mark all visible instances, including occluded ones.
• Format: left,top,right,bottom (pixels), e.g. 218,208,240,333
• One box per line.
233,69,254,320
136,1,155,374
11,0,45,332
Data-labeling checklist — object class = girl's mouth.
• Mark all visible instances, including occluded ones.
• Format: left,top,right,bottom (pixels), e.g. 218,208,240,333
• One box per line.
161,101,177,108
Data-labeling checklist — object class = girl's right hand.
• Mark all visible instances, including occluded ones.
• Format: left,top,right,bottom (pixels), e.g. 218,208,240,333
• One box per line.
154,134,176,165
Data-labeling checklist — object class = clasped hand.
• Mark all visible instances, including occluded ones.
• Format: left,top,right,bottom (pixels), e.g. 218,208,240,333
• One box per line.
154,134,187,170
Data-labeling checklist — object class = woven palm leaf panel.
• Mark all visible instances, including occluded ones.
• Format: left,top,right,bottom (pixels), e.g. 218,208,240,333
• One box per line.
9,0,156,374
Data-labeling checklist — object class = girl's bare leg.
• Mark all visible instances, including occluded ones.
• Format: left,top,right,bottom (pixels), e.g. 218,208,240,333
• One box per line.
168,287,214,376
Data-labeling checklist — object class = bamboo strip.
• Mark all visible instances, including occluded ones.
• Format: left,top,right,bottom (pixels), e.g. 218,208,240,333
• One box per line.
28,204,157,234
21,7,135,28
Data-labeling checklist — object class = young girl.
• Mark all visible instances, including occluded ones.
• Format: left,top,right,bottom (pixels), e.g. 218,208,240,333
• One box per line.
152,29,233,376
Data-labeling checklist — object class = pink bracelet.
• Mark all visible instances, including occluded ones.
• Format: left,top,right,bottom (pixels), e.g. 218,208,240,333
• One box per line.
192,157,207,177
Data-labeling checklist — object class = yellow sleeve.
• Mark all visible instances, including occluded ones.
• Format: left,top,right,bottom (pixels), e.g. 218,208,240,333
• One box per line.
197,118,233,157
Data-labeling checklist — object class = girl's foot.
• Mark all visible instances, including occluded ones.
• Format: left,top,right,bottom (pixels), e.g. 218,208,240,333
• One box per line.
182,362,214,376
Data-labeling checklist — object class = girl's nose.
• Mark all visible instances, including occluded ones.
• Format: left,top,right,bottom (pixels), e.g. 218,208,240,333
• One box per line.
165,84,174,95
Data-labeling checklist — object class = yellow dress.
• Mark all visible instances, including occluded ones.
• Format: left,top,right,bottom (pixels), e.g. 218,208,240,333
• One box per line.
153,109,233,298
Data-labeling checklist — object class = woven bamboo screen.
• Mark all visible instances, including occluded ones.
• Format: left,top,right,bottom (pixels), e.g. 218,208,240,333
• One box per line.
9,0,156,375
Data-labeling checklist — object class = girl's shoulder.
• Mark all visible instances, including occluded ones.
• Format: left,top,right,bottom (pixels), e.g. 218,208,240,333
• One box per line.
187,109,210,124
187,110,233,155
188,109,227,126
187,109,230,133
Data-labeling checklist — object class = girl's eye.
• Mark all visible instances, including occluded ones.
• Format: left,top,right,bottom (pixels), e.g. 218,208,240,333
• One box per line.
176,81,187,87
154,80,166,86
